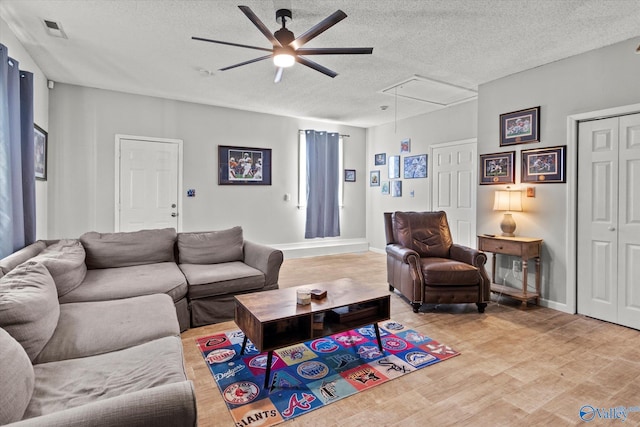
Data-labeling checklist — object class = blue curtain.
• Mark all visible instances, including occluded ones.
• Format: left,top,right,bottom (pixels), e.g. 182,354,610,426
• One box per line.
305,130,340,238
0,44,35,258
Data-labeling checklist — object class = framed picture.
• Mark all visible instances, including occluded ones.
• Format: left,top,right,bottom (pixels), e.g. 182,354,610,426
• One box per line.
381,181,390,195
521,146,566,183
388,155,400,179
403,154,427,178
479,151,515,185
400,138,411,153
374,153,386,166
391,180,402,197
218,145,272,185
34,124,47,180
500,106,540,146
344,169,356,182
370,170,380,186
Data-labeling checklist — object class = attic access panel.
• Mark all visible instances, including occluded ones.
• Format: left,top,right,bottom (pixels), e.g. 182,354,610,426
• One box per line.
381,75,477,107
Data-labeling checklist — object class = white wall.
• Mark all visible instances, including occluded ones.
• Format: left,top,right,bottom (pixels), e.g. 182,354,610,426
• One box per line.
0,16,49,239
477,36,640,309
47,84,367,245
366,99,478,251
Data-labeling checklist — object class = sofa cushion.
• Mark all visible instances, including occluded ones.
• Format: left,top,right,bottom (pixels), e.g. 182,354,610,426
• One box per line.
80,228,176,269
35,294,179,364
25,336,188,419
177,227,244,265
0,327,34,424
32,239,87,297
393,211,453,258
58,262,187,304
180,261,264,298
0,240,46,276
0,261,60,361
420,257,480,285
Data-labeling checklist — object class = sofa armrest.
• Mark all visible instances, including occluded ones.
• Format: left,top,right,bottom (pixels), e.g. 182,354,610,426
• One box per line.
12,382,196,427
450,244,487,268
243,240,284,288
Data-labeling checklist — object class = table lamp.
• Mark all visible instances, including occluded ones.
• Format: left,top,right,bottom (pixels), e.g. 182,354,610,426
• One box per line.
493,188,523,237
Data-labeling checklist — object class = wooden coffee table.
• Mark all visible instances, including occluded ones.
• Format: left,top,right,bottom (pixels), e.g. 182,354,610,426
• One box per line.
234,278,391,388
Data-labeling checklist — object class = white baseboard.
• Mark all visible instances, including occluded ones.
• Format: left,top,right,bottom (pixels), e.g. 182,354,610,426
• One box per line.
270,238,369,259
539,298,573,314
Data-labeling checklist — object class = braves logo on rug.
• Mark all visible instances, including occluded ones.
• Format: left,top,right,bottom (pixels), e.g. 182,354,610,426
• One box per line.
223,381,260,405
206,348,236,364
281,393,316,417
310,338,340,353
297,361,329,380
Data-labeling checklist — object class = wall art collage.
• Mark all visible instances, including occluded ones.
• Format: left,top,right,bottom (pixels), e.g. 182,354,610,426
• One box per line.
372,138,427,197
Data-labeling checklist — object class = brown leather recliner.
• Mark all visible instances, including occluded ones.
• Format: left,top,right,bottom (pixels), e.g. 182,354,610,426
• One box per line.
384,211,490,313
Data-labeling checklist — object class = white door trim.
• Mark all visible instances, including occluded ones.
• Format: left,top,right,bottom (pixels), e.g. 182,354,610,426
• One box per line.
114,134,184,232
565,103,640,314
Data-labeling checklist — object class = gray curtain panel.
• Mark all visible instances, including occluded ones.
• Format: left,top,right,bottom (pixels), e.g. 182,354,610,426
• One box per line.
305,130,340,238
0,44,36,258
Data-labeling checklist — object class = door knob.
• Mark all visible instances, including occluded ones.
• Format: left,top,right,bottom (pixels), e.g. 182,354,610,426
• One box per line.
171,213,178,217
171,203,177,208
608,226,615,231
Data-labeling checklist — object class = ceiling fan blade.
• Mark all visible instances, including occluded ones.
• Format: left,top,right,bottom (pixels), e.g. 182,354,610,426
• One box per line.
291,10,347,49
296,56,337,78
219,54,272,71
296,47,373,55
238,5,282,47
274,67,284,83
192,36,273,53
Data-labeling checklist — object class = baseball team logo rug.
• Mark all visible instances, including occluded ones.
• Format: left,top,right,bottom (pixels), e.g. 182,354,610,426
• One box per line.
196,321,459,426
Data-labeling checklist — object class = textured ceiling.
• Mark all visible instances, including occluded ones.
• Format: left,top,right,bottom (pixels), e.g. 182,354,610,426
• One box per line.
2,0,639,127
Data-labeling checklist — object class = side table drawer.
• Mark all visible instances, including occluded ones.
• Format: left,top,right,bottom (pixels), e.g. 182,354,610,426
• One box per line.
479,238,522,256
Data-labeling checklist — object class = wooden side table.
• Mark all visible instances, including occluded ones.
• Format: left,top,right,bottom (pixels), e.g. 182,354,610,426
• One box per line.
477,235,543,305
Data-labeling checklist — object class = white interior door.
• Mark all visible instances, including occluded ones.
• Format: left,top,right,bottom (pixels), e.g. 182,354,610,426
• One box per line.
578,113,640,330
116,136,181,232
431,140,477,248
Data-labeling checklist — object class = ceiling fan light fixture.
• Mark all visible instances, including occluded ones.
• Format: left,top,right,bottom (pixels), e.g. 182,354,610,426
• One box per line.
273,46,295,68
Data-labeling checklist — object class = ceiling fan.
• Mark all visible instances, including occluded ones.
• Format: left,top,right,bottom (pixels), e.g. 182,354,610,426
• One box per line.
192,5,373,83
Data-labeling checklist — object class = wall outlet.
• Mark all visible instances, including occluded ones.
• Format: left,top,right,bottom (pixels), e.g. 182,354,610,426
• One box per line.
512,260,522,272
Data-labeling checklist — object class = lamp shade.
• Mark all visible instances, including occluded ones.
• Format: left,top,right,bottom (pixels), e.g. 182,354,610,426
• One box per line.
493,190,523,212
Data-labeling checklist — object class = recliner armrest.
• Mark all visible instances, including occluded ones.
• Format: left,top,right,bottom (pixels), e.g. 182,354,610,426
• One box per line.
243,240,284,288
386,244,420,264
450,244,487,268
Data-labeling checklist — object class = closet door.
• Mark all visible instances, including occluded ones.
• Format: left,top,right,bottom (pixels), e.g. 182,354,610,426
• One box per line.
578,113,640,330
617,114,640,330
577,117,619,324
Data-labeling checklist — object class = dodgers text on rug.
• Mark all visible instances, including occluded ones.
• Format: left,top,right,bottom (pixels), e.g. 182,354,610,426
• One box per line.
196,321,459,426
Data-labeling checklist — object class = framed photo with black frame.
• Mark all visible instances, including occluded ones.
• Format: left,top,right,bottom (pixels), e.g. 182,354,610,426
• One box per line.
479,151,515,185
344,169,356,182
34,124,47,180
500,106,540,146
521,146,566,183
403,154,427,178
218,145,272,185
374,153,386,166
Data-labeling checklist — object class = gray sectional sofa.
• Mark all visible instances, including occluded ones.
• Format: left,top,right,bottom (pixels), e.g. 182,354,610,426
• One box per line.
0,226,283,426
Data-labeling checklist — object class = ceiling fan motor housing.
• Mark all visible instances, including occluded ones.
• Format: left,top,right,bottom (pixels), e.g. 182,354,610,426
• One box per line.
276,8,292,25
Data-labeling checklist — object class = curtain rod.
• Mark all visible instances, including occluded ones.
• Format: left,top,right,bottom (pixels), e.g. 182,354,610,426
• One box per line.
298,129,350,137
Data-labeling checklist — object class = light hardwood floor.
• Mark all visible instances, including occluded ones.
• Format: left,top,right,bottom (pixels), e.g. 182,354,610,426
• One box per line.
181,252,640,426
